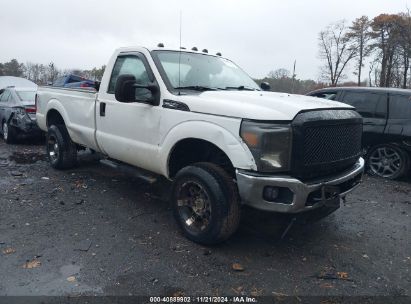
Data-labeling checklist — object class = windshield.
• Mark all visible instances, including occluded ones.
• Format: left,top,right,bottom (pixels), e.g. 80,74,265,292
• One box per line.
152,51,260,91
16,91,36,101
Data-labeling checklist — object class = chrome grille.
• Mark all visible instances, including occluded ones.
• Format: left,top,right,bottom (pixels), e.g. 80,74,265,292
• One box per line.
291,110,363,180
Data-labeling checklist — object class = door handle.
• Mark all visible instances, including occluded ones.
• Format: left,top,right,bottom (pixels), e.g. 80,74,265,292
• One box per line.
100,102,106,117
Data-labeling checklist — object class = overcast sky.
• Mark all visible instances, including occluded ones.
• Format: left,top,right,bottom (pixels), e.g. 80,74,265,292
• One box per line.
0,0,410,81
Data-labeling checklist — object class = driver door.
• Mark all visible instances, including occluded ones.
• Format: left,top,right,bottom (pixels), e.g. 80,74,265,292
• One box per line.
96,53,162,173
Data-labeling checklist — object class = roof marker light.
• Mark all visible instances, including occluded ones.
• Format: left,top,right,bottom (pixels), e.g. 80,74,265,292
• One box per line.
191,47,198,51
157,43,164,47
202,49,208,53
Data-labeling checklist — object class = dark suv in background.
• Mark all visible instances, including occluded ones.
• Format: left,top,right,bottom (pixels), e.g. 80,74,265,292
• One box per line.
308,87,411,179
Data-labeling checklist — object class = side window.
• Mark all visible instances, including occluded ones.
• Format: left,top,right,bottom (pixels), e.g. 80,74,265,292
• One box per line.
108,56,150,94
341,91,387,118
389,94,411,119
0,90,11,102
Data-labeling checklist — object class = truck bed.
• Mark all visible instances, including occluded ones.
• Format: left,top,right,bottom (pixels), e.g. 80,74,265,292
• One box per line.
36,86,100,151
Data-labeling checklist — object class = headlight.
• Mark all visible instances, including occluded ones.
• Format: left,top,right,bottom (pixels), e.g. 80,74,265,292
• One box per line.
240,120,292,172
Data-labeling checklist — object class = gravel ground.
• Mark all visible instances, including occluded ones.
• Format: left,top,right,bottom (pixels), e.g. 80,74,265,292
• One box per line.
0,140,410,299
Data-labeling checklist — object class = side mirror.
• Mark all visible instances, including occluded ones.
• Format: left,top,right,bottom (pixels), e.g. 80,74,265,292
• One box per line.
260,82,271,91
114,74,159,104
115,74,136,102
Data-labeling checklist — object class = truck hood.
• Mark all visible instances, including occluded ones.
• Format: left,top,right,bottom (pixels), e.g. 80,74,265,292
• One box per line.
178,91,352,120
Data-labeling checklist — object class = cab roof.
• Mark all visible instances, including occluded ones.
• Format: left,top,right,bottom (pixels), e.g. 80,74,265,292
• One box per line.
116,45,224,58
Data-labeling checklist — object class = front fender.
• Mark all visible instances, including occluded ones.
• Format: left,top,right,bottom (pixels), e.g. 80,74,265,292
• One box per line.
159,120,256,177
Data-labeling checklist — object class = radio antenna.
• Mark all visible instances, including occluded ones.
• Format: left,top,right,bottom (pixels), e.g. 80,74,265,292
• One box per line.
178,11,182,95
291,59,296,94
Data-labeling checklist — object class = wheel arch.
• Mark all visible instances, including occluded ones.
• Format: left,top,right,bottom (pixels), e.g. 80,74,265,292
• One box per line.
46,108,65,128
45,99,70,129
160,121,256,178
167,138,235,178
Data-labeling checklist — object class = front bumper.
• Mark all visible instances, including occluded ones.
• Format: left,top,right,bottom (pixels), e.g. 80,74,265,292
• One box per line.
236,157,364,213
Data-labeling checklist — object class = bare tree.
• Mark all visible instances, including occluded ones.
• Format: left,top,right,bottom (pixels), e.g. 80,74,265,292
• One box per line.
370,14,402,87
318,20,357,86
396,12,411,88
368,58,380,86
346,16,373,86
82,65,106,81
267,68,290,79
32,64,43,84
1,59,25,77
47,62,59,84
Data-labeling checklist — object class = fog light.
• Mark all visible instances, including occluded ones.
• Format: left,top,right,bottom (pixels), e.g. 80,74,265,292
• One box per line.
263,186,279,202
262,186,294,204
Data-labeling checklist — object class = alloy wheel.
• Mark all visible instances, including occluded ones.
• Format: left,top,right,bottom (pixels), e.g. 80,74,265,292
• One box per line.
47,135,60,163
369,146,402,178
176,181,212,234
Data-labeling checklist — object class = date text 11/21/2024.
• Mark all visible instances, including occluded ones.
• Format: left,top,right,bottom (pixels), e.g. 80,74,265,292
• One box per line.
149,296,257,303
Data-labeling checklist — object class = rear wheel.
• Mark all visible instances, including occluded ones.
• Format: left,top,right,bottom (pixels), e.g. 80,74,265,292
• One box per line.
171,162,241,245
367,145,409,179
2,121,17,144
46,124,77,169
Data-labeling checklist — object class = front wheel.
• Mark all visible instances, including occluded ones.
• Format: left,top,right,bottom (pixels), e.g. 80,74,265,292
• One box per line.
171,162,241,245
46,124,77,169
367,145,409,179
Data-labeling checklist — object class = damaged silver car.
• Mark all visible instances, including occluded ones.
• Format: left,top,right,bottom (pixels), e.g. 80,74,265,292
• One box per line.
0,86,43,144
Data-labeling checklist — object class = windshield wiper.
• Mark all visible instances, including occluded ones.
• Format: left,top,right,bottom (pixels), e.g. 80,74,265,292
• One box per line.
174,86,218,91
224,85,258,91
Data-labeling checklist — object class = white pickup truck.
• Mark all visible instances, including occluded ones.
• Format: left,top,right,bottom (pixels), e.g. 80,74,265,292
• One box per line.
36,45,364,244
